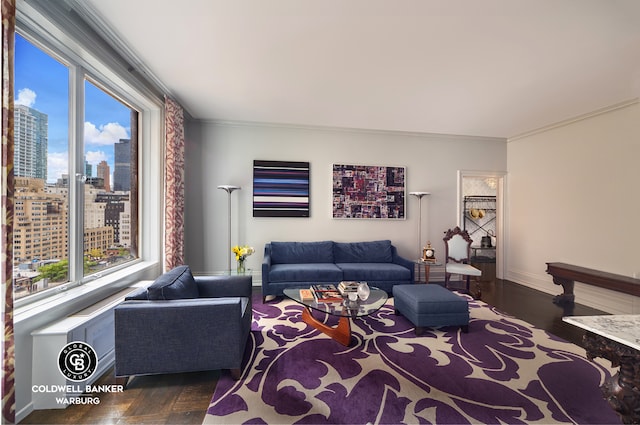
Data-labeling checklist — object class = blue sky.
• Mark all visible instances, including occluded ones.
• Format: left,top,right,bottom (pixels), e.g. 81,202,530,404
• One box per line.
15,33,131,184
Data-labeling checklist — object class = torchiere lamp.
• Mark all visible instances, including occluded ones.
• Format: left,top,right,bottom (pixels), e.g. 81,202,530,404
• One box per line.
217,185,241,272
409,191,430,258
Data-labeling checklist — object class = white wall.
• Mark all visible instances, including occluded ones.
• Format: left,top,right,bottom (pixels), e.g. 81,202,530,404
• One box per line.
184,122,506,281
506,101,640,313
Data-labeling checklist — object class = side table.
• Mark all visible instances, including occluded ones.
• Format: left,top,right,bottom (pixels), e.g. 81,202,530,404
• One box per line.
414,260,441,284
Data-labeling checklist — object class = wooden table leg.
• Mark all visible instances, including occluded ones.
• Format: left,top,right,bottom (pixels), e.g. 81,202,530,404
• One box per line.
583,331,640,424
301,307,352,346
552,276,576,304
424,263,431,284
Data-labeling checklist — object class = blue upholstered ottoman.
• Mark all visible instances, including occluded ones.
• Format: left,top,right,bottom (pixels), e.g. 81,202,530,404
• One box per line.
393,284,469,335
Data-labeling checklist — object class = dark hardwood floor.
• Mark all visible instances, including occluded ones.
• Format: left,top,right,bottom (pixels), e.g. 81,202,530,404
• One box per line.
476,278,607,347
20,369,220,425
20,279,607,424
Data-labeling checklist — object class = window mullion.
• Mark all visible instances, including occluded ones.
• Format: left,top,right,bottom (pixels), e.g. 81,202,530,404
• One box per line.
68,65,85,283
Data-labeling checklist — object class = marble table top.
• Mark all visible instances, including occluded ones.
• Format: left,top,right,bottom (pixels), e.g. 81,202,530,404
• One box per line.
563,315,640,351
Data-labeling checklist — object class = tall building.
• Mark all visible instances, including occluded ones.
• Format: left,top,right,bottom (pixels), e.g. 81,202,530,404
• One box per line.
14,104,48,180
96,193,129,246
97,160,111,192
113,138,130,191
84,185,107,229
118,200,133,249
85,160,92,180
13,177,67,263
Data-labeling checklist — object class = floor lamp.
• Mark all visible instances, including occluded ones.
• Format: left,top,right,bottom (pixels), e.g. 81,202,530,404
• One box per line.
218,185,241,271
409,191,430,257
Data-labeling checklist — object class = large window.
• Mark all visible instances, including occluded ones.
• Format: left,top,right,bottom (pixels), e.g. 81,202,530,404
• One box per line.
13,33,140,300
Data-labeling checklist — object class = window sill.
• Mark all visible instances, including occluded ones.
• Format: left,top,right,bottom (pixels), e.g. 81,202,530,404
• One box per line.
14,260,159,325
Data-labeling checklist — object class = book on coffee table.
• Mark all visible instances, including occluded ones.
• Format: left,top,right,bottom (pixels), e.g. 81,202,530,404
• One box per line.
299,288,315,301
312,284,338,292
313,289,343,303
338,281,359,294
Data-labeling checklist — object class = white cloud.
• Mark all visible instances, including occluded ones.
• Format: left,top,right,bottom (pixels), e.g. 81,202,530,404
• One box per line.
84,121,128,146
47,152,68,183
85,150,108,166
15,88,36,107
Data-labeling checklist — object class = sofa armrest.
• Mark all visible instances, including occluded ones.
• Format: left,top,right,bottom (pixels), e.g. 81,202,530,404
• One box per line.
391,245,415,283
262,243,272,285
194,275,252,298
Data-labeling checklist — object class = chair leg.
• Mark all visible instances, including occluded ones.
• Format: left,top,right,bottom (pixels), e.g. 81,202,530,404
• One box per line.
467,276,482,300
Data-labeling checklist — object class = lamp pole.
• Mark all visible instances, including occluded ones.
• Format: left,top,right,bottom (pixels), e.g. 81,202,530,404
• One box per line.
218,185,241,271
409,191,430,258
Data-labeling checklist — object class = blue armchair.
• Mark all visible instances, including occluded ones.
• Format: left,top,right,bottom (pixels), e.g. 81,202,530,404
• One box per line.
114,266,252,387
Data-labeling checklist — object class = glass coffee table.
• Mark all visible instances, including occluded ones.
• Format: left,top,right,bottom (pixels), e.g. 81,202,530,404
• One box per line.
283,286,388,346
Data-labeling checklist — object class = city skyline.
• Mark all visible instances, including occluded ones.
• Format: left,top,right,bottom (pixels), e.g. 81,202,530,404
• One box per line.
15,32,132,184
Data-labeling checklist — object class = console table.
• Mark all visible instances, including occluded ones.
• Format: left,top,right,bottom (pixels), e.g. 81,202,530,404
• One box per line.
563,315,640,424
546,262,640,304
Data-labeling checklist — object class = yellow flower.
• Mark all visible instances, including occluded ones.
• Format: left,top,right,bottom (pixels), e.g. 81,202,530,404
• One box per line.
231,245,254,261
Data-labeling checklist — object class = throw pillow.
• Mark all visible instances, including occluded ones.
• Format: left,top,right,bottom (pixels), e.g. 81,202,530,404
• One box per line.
124,287,148,300
146,265,199,300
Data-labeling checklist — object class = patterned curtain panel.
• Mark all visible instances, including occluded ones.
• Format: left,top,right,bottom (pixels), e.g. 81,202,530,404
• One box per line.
164,96,185,270
1,0,16,422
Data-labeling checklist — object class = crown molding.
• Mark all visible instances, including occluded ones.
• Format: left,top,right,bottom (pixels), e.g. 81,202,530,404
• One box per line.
508,98,639,142
203,118,507,144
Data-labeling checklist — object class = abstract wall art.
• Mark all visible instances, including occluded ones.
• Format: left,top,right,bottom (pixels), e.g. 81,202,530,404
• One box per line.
332,164,405,219
253,160,310,217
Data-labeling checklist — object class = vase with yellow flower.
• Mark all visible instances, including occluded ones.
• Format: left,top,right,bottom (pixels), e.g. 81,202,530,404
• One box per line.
232,245,255,273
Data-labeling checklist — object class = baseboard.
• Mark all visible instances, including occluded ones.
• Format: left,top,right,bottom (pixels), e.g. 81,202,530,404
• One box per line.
16,402,34,423
506,268,640,314
506,269,557,295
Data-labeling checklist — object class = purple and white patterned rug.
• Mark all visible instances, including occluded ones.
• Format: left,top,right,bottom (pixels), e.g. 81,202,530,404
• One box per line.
204,294,621,424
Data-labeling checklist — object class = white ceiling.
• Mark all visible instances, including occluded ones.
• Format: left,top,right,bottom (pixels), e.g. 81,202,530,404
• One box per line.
84,0,640,139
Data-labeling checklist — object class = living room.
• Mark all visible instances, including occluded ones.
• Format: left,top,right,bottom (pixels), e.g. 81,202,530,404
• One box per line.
3,0,640,423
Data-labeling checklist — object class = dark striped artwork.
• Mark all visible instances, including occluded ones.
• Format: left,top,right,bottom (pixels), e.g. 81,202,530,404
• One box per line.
253,160,310,217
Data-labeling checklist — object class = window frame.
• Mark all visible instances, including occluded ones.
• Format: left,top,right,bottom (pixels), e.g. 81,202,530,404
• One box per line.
14,1,164,310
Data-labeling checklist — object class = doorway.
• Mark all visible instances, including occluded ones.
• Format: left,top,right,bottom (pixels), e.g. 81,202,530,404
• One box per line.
458,171,506,280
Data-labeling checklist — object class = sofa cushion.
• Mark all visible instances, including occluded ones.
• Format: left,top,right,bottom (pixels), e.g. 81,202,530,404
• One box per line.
337,263,410,281
334,240,392,263
147,265,199,300
271,241,334,264
269,263,343,283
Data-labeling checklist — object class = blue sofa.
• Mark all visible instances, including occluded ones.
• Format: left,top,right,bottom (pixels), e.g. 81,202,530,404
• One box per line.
114,265,252,386
262,240,414,301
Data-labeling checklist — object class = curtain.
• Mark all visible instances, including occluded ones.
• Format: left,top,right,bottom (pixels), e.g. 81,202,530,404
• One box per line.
164,96,185,270
1,0,16,422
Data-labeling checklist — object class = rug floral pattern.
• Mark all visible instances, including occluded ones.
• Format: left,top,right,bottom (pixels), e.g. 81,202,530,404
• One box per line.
205,295,621,424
